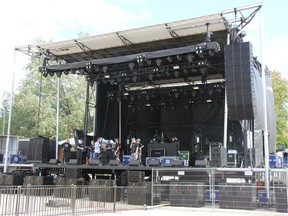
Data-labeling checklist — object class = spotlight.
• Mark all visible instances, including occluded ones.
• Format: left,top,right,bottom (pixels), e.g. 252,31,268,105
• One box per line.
155,59,162,67
173,65,180,70
48,71,54,77
208,89,213,96
173,70,179,78
174,92,179,99
148,74,153,81
102,66,108,73
200,68,206,75
56,71,62,78
104,74,110,79
128,62,135,70
146,59,152,65
167,56,173,63
71,69,76,74
43,72,48,78
109,79,114,85
206,99,212,103
79,68,85,75
176,55,182,61
186,54,194,63
130,95,135,101
64,70,69,75
86,62,92,71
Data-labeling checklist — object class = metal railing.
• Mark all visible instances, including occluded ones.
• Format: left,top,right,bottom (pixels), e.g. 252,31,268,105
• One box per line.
0,185,144,216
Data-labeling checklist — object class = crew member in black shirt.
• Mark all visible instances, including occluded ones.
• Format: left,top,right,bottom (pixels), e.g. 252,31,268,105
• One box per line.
77,139,85,165
61,139,72,164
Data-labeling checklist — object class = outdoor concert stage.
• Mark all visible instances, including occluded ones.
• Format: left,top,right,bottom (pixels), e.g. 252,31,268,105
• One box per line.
16,4,276,170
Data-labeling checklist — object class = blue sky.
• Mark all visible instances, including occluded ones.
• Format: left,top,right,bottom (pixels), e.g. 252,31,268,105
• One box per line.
0,0,287,100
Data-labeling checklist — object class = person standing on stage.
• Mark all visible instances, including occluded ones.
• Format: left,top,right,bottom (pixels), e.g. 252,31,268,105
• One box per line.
106,140,113,163
114,138,121,162
136,138,144,163
61,139,72,164
94,138,101,159
89,140,96,159
130,138,139,160
77,139,85,165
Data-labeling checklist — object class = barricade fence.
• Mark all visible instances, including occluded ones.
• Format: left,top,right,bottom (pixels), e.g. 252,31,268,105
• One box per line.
151,167,288,214
0,185,144,216
0,168,287,215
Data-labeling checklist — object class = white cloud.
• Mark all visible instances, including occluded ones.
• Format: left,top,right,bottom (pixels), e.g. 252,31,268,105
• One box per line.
0,0,149,97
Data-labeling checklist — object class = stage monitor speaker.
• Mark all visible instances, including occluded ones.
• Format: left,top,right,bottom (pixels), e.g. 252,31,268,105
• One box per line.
195,159,208,168
68,159,78,165
89,159,101,166
109,159,121,166
225,42,254,120
147,159,160,167
128,159,141,166
171,160,184,167
49,159,60,164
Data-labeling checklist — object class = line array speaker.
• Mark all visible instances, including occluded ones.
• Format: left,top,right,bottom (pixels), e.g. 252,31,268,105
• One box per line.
225,42,254,120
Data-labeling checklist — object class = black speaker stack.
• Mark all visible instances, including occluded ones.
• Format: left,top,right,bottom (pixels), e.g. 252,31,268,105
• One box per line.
127,182,159,205
169,181,205,207
88,179,120,202
275,183,288,213
210,145,227,167
219,183,257,210
225,42,254,120
27,137,50,163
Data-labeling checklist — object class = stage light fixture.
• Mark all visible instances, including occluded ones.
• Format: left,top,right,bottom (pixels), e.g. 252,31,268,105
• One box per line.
146,59,152,65
174,92,179,99
167,56,173,63
208,89,213,96
63,70,69,75
148,74,153,81
130,95,135,101
155,59,162,67
204,31,212,43
145,103,151,107
56,71,62,78
186,54,194,63
128,62,134,70
48,71,54,77
207,99,212,103
193,86,199,90
43,72,48,78
132,76,137,82
102,66,108,73
71,69,76,74
200,68,206,75
104,74,110,79
173,70,179,78
79,68,85,75
173,65,180,70
109,79,114,85
208,50,214,56
176,55,182,61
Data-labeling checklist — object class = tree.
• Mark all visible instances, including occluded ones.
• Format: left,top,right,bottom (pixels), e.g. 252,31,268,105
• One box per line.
7,53,91,140
271,70,288,148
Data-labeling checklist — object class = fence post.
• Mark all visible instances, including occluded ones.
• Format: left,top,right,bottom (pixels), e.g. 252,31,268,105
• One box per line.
15,186,21,216
71,184,76,215
211,168,215,211
25,184,31,214
113,185,117,212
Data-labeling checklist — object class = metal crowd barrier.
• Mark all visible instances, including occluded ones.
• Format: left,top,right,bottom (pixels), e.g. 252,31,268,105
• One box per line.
0,185,144,216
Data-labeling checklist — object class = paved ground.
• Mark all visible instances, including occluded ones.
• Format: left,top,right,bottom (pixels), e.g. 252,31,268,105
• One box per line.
86,206,286,216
